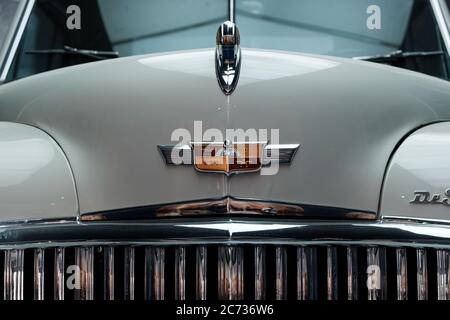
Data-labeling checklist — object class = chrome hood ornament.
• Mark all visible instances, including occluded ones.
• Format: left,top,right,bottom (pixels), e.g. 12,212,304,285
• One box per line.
215,0,241,95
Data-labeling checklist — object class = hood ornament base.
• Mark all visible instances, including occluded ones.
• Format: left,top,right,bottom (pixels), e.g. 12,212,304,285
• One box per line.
215,20,241,95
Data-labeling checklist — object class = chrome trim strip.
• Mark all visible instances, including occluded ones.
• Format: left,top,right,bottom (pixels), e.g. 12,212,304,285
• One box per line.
5,219,450,248
4,249,24,300
34,248,44,300
383,216,450,225
437,249,450,300
80,197,375,221
228,0,235,23
417,248,428,300
367,247,387,300
0,0,35,84
297,246,317,300
196,246,207,300
396,248,408,300
124,247,135,300
54,248,65,300
75,247,94,300
263,144,300,165
144,247,165,300
254,246,265,300
275,246,287,300
431,0,450,57
174,247,186,300
104,246,114,300
327,247,338,300
218,246,244,300
346,247,358,300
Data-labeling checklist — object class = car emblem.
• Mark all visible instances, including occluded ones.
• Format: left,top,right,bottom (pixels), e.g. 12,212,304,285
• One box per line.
158,141,300,175
192,140,263,175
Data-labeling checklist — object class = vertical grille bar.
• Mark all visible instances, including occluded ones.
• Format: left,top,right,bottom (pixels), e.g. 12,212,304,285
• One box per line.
367,247,387,300
396,248,408,300
218,246,244,300
144,247,165,300
4,249,24,300
54,248,65,300
75,247,94,300
297,247,317,300
34,249,44,300
196,246,207,300
437,249,450,300
275,246,287,300
254,246,265,300
124,247,135,300
346,247,358,300
327,247,338,300
104,246,114,300
154,248,165,300
416,248,428,300
175,247,186,300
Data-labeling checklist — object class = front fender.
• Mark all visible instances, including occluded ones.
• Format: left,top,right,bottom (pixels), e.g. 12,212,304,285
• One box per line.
0,122,78,222
381,122,450,222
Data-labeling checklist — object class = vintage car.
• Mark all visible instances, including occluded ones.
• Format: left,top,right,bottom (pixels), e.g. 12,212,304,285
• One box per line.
1,0,450,301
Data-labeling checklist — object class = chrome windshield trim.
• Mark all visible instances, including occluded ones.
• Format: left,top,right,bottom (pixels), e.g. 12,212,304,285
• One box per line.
0,0,35,84
2,218,450,249
431,0,450,57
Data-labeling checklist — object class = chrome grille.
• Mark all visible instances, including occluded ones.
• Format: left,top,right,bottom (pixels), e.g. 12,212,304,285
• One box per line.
1,245,450,300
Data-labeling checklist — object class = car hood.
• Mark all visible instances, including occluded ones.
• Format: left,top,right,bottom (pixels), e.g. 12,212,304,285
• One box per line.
1,48,450,217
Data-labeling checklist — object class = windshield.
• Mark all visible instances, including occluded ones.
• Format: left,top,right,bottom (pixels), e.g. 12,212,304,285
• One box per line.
3,0,450,82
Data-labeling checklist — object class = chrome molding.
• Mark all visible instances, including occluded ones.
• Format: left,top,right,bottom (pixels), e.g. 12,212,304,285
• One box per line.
75,247,94,300
254,246,266,300
437,249,450,300
103,246,114,300
54,248,65,300
80,196,375,221
0,0,35,84
4,249,24,300
297,247,317,300
124,247,135,300
218,246,244,300
326,247,338,300
346,247,358,300
367,247,387,300
275,246,287,300
228,0,235,23
396,248,408,300
174,247,186,300
144,247,165,300
5,218,450,248
431,0,450,58
33,248,44,300
417,248,428,300
196,246,207,300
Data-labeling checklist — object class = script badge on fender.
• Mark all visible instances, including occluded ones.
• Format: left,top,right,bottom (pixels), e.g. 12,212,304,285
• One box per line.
191,140,265,175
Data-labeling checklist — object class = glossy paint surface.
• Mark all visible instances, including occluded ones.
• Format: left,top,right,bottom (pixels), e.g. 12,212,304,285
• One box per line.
1,49,450,218
381,122,450,221
0,122,77,220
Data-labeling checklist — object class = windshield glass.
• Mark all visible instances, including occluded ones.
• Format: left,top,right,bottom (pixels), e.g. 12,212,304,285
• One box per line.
4,0,450,82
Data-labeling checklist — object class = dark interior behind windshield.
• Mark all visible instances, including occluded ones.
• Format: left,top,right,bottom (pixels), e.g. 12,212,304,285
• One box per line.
5,0,450,82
